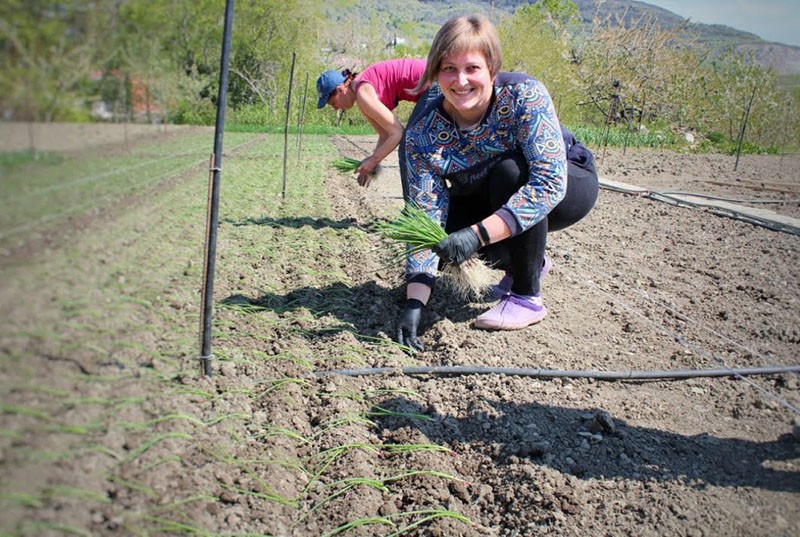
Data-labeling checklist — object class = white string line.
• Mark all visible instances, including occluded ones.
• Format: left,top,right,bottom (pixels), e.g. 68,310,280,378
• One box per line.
0,157,208,240
556,246,800,414
3,129,218,200
575,253,789,369
0,136,265,241
0,147,210,240
8,145,209,202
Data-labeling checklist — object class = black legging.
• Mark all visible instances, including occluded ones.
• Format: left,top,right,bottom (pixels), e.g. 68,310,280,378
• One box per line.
446,153,598,296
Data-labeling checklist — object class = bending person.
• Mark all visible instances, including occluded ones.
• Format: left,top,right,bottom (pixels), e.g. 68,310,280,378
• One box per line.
316,58,429,189
396,15,599,350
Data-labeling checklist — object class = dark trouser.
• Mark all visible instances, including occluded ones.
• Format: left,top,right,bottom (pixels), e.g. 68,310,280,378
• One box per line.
399,129,411,201
399,137,410,201
446,153,598,296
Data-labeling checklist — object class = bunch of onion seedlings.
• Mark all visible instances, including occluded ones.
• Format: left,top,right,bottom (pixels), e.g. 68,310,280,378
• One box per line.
377,203,495,299
331,156,380,177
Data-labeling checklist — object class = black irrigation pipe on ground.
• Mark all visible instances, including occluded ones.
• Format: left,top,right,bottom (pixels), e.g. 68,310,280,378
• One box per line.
600,181,800,235
314,364,800,380
661,191,800,205
647,192,800,235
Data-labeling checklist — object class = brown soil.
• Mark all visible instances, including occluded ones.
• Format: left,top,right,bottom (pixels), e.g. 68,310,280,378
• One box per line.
1,126,798,537
319,135,800,536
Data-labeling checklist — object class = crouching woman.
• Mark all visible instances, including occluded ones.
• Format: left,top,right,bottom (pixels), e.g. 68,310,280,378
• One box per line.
396,14,598,350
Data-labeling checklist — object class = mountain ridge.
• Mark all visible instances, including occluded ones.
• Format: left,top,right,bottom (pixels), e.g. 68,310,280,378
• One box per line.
414,0,800,75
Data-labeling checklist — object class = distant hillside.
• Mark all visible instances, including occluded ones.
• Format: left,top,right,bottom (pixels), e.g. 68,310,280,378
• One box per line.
568,0,800,75
413,0,800,76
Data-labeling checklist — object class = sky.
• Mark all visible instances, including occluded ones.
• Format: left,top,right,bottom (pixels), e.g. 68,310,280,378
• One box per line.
649,0,800,47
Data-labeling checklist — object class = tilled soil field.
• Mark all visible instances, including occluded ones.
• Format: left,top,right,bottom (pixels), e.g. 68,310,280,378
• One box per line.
0,125,798,537
316,136,800,536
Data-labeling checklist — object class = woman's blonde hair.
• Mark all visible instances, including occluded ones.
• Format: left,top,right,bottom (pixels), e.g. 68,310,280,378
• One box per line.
414,14,502,93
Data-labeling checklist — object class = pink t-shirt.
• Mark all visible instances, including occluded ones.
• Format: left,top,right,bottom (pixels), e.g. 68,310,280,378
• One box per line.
355,58,427,111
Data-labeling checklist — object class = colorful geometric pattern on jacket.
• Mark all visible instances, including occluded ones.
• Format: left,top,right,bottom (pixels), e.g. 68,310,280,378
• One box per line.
403,72,568,277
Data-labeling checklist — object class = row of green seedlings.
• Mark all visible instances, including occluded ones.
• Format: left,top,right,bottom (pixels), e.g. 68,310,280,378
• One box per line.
2,134,281,535
125,382,477,536
216,297,416,361
213,190,399,356
211,323,404,369
96,384,271,535
175,382,473,536
277,385,476,536
2,307,449,531
0,384,251,536
18,380,477,536
108,397,289,536
131,151,466,534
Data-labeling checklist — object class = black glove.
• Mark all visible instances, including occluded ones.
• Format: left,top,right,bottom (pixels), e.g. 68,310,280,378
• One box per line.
433,226,481,266
396,299,425,351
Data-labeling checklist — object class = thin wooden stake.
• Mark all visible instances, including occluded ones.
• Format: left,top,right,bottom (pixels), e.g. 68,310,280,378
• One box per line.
734,84,757,172
282,52,296,199
297,71,309,165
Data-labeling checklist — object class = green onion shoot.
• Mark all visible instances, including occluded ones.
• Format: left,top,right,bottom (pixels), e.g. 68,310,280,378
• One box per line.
377,203,495,298
331,156,380,177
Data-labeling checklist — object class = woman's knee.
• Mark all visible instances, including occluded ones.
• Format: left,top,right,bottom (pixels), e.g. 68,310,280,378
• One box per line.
548,163,598,231
489,152,528,204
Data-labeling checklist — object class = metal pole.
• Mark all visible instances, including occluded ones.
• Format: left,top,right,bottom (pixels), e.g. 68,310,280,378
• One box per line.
734,84,757,172
601,80,620,164
297,71,309,164
282,52,296,199
199,0,235,377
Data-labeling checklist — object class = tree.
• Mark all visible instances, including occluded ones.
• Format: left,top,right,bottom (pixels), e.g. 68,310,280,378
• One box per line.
704,49,784,150
573,9,703,129
498,0,583,124
228,0,325,123
0,0,117,121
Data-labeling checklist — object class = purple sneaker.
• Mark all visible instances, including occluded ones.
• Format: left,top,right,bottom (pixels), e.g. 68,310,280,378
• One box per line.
488,256,553,299
474,293,547,330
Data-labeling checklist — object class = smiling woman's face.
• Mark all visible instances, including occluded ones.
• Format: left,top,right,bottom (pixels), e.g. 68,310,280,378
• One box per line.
437,50,494,126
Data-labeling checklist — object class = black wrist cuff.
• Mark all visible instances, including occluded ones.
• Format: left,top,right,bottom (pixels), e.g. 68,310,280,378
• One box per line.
406,298,425,310
476,221,490,245
407,272,437,288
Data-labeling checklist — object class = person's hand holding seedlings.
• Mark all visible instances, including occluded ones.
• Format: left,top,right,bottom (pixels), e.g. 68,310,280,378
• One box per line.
433,226,481,265
356,158,378,187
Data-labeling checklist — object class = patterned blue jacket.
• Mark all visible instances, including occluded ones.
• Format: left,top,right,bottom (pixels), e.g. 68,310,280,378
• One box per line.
403,72,568,278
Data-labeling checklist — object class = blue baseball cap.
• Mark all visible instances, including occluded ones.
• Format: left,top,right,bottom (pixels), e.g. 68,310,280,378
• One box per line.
316,70,346,109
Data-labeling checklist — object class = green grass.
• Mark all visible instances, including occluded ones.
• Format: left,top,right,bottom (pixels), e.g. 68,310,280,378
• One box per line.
0,130,226,248
571,125,679,149
0,149,64,168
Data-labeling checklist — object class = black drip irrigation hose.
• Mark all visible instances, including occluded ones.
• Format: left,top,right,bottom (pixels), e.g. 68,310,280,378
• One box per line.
599,181,800,235
661,191,800,205
313,364,800,380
